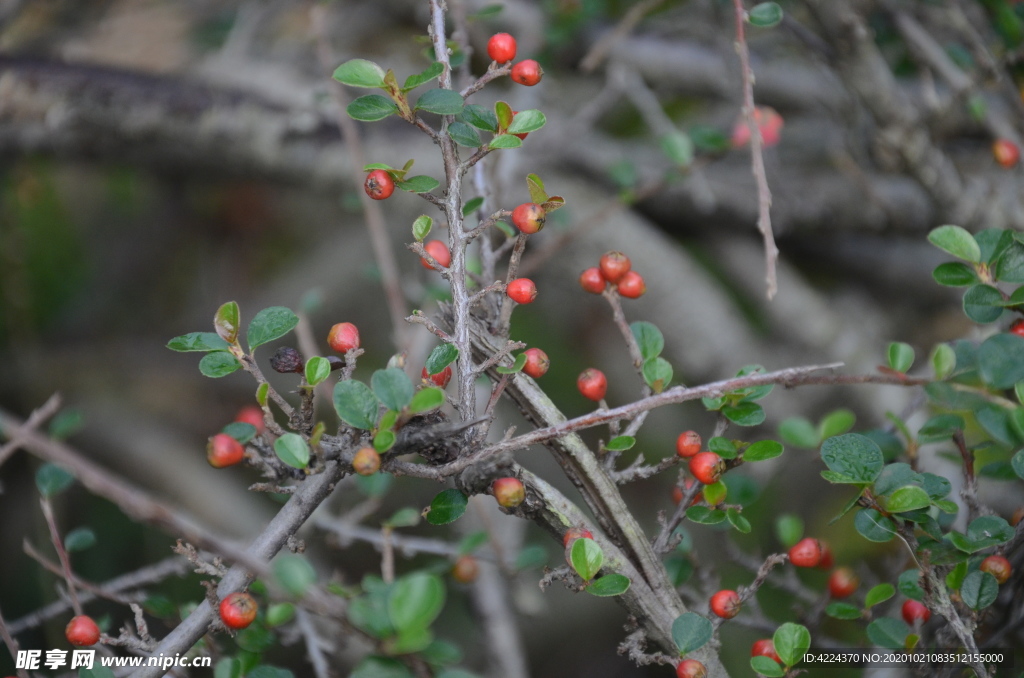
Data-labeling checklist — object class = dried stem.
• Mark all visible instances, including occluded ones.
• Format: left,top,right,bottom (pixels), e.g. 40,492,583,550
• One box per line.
39,497,83,616
733,0,779,300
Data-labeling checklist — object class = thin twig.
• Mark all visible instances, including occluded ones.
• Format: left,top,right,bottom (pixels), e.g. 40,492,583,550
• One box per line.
39,498,83,616
0,603,28,678
579,0,665,73
733,0,779,300
0,393,62,469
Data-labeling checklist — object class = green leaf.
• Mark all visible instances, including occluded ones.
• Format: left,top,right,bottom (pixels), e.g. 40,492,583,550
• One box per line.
825,601,863,620
866,618,910,650
930,343,956,379
167,332,230,352
64,527,96,552
726,507,751,533
1013,449,1024,479
448,122,482,147
864,583,895,609
963,284,1005,323
410,387,445,413
708,437,738,458
932,262,978,287
526,173,547,204
488,134,523,149
722,401,765,426
750,657,784,678
388,573,445,632
885,485,931,513
821,433,884,483
372,368,414,411
223,422,257,444
703,481,727,505
373,430,396,452
426,344,459,376
659,131,694,166
515,544,548,570
630,321,664,361
918,414,964,440
256,382,269,407
773,622,811,667
347,95,399,121
496,353,528,374
36,463,75,497
305,356,330,387
685,506,726,524
235,625,276,653
961,571,999,610
570,537,604,581
946,561,968,591
274,433,310,469
873,463,918,496
642,357,673,393
356,472,393,498
672,612,713,654
819,409,856,439
748,2,784,28
605,436,635,451
779,417,820,448
457,531,488,556
274,555,317,596
928,224,981,263
350,656,414,678
248,307,299,351
966,515,1013,547
333,59,387,88
403,62,444,90
495,101,514,130
995,239,1024,282
199,352,242,378
587,573,630,597
507,109,546,134
426,489,467,525
214,301,240,343
413,215,433,241
887,342,914,373
333,380,379,429
775,514,803,547
461,104,497,131
897,570,924,601
744,440,783,462
977,333,1024,388
415,89,464,115
462,197,484,216
397,175,441,193
855,508,896,542
386,507,421,528
214,658,241,678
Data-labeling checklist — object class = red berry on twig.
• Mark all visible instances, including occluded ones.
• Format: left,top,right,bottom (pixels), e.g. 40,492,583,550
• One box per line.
511,203,545,234
598,251,631,284
364,169,395,200
506,278,538,304
220,592,258,630
522,348,549,378
487,33,517,63
617,271,646,299
207,433,245,468
65,615,100,646
422,365,453,388
328,322,360,354
676,431,702,458
577,368,607,401
676,659,707,678
492,477,525,507
579,267,606,294
689,452,724,485
828,567,859,598
510,59,543,86
788,538,822,568
901,599,930,626
352,447,381,476
710,589,741,618
421,240,451,269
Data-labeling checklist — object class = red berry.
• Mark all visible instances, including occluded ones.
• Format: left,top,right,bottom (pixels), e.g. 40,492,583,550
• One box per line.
207,433,245,468
1010,320,1024,338
598,251,631,284
789,538,822,568
65,615,100,647
579,267,606,294
710,589,741,619
510,59,543,86
487,33,517,63
817,541,834,570
577,368,608,401
422,365,453,388
522,348,550,378
511,203,545,234
364,169,395,200
511,111,528,140
563,526,594,548
676,431,702,458
234,405,265,435
980,555,1012,584
731,106,784,148
421,239,451,269
689,452,724,485
672,478,701,507
506,278,538,304
328,322,360,353
617,270,646,299
751,639,782,664
492,477,525,508
219,592,258,630
828,567,859,598
901,599,930,626
452,555,479,583
993,139,1020,168
352,447,381,476
676,658,707,678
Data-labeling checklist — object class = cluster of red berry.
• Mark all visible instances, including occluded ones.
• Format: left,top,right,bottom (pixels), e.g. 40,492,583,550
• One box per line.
579,251,646,299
